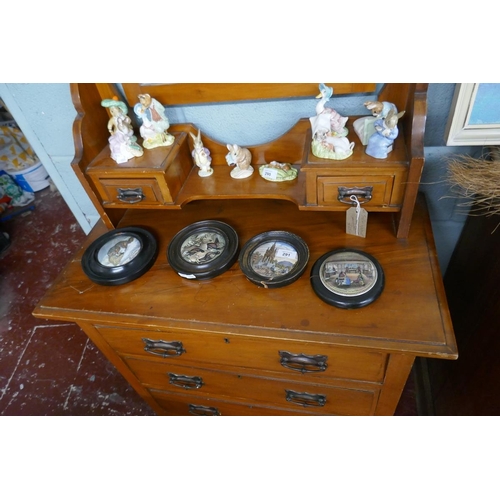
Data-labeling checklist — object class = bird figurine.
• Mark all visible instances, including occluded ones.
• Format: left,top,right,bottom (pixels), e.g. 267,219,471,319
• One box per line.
310,83,348,139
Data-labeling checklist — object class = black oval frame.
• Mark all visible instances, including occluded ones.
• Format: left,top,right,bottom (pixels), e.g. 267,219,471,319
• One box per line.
81,226,158,286
239,231,309,288
310,248,384,308
167,220,239,280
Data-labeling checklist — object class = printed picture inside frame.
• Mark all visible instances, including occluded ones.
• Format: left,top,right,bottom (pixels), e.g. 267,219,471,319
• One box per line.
167,220,239,280
81,227,158,286
239,231,309,288
310,248,384,308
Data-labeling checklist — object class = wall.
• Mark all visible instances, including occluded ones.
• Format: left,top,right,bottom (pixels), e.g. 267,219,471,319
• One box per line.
0,83,482,273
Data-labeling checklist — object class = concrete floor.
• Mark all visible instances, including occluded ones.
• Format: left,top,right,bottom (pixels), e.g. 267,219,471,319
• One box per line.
0,187,417,416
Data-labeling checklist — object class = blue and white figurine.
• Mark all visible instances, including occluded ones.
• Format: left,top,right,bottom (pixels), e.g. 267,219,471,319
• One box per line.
365,104,405,159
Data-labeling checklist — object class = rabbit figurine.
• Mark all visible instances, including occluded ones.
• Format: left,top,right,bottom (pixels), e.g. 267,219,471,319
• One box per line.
190,129,213,177
226,144,253,179
365,107,405,159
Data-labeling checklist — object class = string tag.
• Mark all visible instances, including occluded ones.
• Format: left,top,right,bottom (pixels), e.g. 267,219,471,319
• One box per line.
346,195,368,238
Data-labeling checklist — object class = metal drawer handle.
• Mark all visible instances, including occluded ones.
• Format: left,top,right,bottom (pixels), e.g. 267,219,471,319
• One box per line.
117,187,144,204
189,404,220,416
142,338,186,358
279,350,328,373
285,389,326,407
168,372,204,390
338,186,373,204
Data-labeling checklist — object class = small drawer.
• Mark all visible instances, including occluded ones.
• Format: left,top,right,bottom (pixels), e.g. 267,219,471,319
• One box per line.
95,326,388,384
125,358,379,416
317,175,395,208
97,178,165,206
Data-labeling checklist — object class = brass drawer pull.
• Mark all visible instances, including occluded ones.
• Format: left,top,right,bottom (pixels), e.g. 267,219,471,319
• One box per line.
117,187,145,204
338,186,373,204
188,404,220,416
168,372,204,390
285,389,326,407
279,350,328,373
142,338,186,358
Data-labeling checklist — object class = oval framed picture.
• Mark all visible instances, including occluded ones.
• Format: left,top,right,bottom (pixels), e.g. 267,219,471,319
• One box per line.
81,227,158,286
167,220,239,280
239,231,309,288
310,248,384,308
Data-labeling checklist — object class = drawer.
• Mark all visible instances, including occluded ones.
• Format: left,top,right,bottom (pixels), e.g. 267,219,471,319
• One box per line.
97,178,166,206
96,326,388,384
150,390,321,416
125,357,378,416
317,175,395,208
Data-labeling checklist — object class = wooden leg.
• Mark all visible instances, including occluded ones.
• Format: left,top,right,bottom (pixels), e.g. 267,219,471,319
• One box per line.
375,353,415,415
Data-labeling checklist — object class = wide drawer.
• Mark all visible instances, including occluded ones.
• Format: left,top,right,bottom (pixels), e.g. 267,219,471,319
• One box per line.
96,326,388,384
150,390,322,416
125,357,378,416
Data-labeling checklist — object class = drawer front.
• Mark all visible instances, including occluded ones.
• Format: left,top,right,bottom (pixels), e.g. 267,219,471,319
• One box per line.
98,178,166,206
96,326,388,384
125,357,378,416
150,390,321,416
318,175,395,208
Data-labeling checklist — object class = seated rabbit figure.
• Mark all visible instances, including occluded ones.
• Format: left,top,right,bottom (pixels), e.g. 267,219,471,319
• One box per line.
190,129,213,177
365,108,405,159
226,144,253,179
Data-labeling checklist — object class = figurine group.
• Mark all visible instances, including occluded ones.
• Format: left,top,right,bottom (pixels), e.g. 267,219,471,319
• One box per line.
101,84,404,171
309,83,405,160
101,94,174,165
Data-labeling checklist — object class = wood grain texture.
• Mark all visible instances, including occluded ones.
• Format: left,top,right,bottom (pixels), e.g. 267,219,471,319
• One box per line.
34,195,456,359
121,83,377,106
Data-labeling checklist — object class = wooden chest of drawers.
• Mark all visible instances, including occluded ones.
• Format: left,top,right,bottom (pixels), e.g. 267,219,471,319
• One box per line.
33,196,457,416
33,83,457,415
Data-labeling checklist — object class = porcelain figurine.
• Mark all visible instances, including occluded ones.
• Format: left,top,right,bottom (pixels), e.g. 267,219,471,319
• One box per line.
134,94,175,149
101,97,143,164
226,144,253,179
354,100,400,145
190,129,213,177
365,106,405,159
309,83,354,160
259,161,297,182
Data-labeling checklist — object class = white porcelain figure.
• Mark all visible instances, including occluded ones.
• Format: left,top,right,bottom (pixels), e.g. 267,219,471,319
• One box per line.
134,94,175,149
226,144,253,179
309,83,353,160
101,97,143,164
190,129,213,177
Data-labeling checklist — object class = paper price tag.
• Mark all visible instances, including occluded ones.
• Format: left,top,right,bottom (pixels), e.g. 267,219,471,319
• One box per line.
261,168,278,181
276,248,297,260
346,206,368,238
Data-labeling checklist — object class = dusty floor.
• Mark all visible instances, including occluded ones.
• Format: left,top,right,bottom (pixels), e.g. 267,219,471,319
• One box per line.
0,187,154,415
0,187,417,416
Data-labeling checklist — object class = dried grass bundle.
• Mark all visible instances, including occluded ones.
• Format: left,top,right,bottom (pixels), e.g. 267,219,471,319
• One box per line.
447,151,500,216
